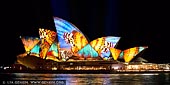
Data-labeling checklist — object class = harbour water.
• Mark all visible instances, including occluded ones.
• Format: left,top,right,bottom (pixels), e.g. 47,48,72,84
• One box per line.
0,73,170,85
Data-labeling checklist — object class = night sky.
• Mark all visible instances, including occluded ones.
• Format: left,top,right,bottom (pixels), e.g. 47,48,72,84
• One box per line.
1,0,170,66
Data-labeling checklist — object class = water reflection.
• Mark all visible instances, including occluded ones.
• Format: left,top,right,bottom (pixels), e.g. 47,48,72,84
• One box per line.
1,73,170,85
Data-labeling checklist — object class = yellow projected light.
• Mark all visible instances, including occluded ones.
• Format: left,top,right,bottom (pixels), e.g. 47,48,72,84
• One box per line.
110,48,121,60
20,36,40,53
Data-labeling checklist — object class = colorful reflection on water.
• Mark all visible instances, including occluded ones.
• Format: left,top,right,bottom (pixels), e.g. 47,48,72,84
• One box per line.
1,73,170,85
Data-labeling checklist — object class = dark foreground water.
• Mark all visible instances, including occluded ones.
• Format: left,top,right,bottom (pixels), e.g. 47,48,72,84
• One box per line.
0,73,170,85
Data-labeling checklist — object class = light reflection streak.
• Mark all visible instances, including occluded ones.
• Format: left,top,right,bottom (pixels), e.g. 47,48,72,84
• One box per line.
11,73,168,85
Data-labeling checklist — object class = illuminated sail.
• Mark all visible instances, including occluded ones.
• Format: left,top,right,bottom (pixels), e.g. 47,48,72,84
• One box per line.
46,51,59,61
30,44,40,56
30,40,59,61
53,17,89,52
90,37,104,54
76,36,121,59
53,17,122,60
39,28,56,45
78,44,99,58
47,42,59,57
110,46,148,62
64,30,88,53
18,16,149,63
123,46,148,62
90,36,121,60
39,28,57,59
110,48,121,60
20,36,40,54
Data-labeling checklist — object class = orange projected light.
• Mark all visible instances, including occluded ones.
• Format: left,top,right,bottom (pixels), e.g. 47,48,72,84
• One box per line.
110,48,121,60
70,30,88,53
38,28,57,59
110,46,148,62
20,36,40,53
89,37,105,54
18,17,148,63
39,28,57,45
123,47,139,63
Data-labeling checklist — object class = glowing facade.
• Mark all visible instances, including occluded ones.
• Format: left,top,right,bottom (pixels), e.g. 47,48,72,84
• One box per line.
110,46,148,63
19,17,147,63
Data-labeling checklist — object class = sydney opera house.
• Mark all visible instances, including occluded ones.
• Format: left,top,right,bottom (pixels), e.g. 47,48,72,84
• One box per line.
14,17,153,72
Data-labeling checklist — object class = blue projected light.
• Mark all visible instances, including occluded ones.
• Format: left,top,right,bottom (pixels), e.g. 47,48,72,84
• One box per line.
78,44,99,57
53,17,121,60
48,43,58,54
54,17,87,50
30,44,40,54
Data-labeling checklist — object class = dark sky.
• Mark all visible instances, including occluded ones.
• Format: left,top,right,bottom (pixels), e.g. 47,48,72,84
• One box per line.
1,0,170,66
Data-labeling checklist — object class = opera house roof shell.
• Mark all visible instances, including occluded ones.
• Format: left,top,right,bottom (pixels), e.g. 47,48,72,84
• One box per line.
18,17,148,63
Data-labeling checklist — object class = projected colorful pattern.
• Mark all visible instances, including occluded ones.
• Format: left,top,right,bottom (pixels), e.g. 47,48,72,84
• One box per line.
63,30,88,53
110,48,121,60
20,36,40,54
77,44,99,58
39,28,57,59
19,17,148,62
53,17,120,60
53,17,87,51
39,28,56,45
29,39,59,61
110,46,148,62
47,42,59,57
89,36,121,59
30,44,40,55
